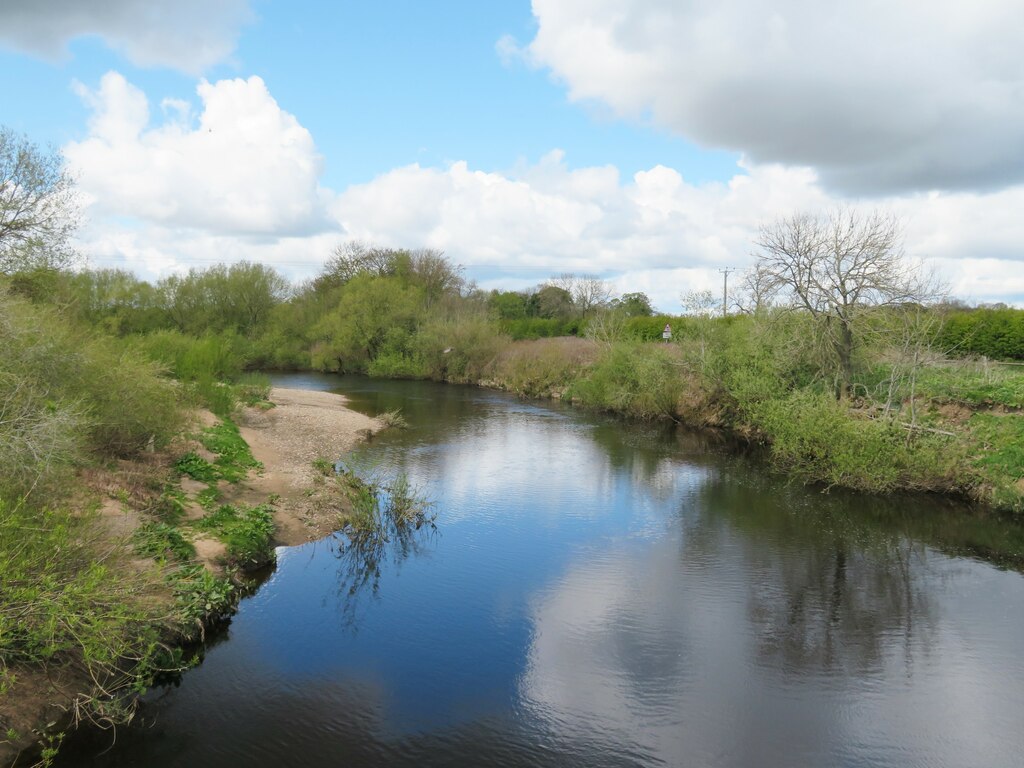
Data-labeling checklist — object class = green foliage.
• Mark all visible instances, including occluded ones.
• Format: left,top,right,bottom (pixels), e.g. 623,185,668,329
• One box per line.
156,261,290,337
911,362,1024,408
1,288,182,500
235,372,272,406
938,307,1024,360
170,564,236,641
488,338,596,397
413,312,508,382
569,343,685,419
312,274,424,372
130,329,248,382
968,413,1024,511
623,314,687,342
0,500,170,708
499,316,585,340
488,289,529,319
378,408,408,429
197,419,262,481
193,503,275,567
133,522,196,563
174,451,219,483
750,389,962,493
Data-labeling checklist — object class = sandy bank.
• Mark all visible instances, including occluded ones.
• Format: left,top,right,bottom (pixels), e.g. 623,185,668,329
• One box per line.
232,387,380,546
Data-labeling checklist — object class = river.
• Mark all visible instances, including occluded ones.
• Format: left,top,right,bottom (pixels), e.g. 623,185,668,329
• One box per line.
56,374,1024,767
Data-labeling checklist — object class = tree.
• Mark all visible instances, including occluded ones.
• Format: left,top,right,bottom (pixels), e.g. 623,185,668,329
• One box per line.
157,262,290,336
0,126,80,274
752,209,941,397
550,273,612,316
680,288,718,317
611,292,655,317
529,284,574,318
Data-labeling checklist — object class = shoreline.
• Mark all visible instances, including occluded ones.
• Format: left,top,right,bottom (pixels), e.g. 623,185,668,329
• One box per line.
1,387,378,768
234,386,381,546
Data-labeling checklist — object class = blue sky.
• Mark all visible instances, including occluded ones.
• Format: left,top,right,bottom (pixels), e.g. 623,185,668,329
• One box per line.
1,0,1022,309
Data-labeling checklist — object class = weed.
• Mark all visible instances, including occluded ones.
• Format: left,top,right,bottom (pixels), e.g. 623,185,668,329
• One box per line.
198,419,262,482
174,451,218,483
133,522,196,563
378,408,408,429
192,503,275,568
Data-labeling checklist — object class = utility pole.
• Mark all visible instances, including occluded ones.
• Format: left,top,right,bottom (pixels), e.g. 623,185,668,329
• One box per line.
718,268,735,317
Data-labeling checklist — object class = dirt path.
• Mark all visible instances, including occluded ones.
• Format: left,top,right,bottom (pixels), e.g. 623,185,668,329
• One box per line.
233,387,381,546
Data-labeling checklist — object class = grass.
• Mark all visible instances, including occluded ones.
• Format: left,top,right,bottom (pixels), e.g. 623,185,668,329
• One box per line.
133,522,196,563
968,413,1024,511
192,503,275,568
912,361,1024,409
378,408,408,429
197,419,262,482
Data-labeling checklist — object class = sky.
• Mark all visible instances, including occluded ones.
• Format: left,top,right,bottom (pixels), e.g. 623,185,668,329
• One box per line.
1,0,1022,311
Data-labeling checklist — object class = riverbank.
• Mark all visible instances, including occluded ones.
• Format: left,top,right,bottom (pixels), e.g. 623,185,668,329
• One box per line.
0,388,377,767
468,337,1024,514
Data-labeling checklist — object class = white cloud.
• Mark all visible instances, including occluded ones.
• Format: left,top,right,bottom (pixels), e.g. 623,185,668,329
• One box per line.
0,0,252,73
65,72,336,238
525,0,1024,194
336,152,1024,310
65,75,1024,310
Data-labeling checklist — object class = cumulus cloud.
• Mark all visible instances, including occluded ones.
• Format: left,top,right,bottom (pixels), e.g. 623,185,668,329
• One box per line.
63,75,1024,309
525,0,1024,194
0,0,252,73
336,152,1024,309
65,72,336,238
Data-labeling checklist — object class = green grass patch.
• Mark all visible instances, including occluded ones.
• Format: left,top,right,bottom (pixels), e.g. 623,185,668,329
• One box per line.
133,522,196,563
197,419,262,482
192,503,275,568
912,364,1024,409
169,564,237,641
968,413,1024,511
174,451,218,482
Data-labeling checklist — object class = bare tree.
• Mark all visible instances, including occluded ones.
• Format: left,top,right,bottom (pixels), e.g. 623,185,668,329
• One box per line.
753,209,941,397
550,273,612,316
0,126,80,274
680,288,718,317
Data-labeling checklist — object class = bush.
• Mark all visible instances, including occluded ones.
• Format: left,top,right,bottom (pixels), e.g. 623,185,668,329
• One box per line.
0,289,182,503
569,343,686,419
0,500,170,705
938,307,1024,360
751,389,962,493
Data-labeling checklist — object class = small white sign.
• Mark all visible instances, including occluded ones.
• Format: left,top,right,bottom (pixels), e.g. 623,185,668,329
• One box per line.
662,324,672,340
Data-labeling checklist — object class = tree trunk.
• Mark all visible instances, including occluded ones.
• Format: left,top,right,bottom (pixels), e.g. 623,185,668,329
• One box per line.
836,321,855,399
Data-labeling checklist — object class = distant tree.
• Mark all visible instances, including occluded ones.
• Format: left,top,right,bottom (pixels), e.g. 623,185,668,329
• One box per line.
612,292,655,317
0,126,80,274
313,274,423,370
489,289,529,319
158,262,290,336
551,273,612,315
681,289,718,317
407,249,464,305
529,284,574,318
752,209,942,397
66,268,166,334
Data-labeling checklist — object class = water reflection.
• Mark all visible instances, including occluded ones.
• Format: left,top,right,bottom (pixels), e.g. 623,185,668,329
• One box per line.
330,474,439,627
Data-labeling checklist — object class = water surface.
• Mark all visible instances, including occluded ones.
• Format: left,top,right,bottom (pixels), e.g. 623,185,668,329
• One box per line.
58,374,1024,767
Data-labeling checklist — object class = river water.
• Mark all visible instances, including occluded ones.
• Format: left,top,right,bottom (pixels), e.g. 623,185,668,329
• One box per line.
57,374,1024,767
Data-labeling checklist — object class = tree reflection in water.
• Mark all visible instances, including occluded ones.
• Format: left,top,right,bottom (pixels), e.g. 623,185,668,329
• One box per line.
685,473,943,676
330,470,437,626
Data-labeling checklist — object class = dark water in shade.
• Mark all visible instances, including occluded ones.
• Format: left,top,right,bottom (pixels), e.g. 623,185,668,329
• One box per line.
56,374,1024,768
